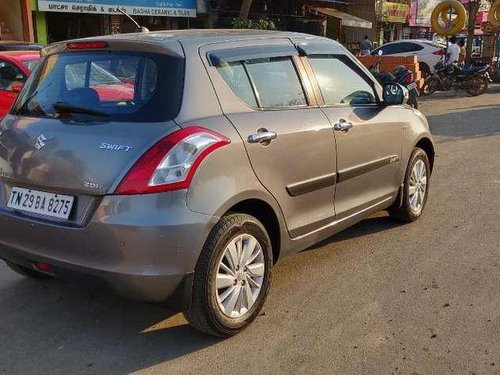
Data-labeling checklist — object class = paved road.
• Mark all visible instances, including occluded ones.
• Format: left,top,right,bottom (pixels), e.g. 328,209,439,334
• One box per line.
1,86,499,375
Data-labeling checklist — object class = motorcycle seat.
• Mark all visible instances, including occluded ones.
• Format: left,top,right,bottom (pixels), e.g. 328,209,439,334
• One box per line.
457,64,489,75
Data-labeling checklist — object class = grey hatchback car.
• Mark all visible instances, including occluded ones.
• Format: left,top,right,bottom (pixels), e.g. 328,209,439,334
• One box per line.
0,30,434,337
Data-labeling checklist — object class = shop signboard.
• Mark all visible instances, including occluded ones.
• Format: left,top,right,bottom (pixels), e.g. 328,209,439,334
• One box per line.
37,0,197,17
409,0,491,27
380,2,410,23
409,0,440,27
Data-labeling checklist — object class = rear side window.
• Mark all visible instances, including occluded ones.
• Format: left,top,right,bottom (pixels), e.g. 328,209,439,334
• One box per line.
216,56,306,109
218,61,257,107
0,60,25,92
245,57,306,108
13,52,183,122
374,42,422,55
22,59,39,71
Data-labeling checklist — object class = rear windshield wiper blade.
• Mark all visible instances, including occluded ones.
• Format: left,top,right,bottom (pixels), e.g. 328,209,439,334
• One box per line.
53,102,109,117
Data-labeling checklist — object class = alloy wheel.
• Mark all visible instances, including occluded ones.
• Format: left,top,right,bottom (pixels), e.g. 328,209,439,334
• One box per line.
408,159,427,214
215,234,265,318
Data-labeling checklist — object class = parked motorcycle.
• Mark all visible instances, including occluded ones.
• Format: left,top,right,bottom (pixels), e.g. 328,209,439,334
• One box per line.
369,52,419,109
422,61,489,96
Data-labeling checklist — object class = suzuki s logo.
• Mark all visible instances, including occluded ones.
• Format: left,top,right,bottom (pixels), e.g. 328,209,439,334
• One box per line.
35,134,47,150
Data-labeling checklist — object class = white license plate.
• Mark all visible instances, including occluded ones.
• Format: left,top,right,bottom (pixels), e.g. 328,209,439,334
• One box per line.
7,187,74,219
407,82,417,90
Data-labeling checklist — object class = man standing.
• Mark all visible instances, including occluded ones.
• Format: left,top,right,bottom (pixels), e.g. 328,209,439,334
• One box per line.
360,35,373,56
458,39,466,65
446,36,460,65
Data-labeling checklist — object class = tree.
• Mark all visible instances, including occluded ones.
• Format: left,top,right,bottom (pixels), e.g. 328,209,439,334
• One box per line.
239,0,253,19
465,0,496,63
465,1,480,63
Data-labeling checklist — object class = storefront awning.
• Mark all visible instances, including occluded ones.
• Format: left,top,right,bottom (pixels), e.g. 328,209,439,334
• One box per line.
308,7,372,29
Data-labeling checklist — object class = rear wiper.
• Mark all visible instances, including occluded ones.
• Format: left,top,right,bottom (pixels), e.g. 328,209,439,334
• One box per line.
53,102,109,117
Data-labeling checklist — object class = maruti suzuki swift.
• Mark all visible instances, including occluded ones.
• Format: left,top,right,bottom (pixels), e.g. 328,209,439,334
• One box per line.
0,30,434,337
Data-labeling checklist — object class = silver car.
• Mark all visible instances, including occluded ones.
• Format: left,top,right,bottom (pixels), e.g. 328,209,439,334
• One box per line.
0,30,434,337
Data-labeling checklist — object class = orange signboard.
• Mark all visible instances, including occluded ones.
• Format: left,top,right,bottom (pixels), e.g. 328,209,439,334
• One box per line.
381,2,410,23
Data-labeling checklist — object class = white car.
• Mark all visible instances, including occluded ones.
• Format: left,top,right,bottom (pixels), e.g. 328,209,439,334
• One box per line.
371,39,445,77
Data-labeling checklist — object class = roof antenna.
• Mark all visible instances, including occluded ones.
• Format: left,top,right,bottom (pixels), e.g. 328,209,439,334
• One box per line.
117,8,149,33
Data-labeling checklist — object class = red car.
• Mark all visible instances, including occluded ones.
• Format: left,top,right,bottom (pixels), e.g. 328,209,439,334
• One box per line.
0,51,40,117
0,50,136,118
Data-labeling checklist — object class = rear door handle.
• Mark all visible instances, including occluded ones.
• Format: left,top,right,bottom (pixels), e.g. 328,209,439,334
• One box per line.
247,129,277,145
333,119,353,132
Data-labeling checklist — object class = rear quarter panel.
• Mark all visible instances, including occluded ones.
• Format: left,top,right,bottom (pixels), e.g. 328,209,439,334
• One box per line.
177,40,291,261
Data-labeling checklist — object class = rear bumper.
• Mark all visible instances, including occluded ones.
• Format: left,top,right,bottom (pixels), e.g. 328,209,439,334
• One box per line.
0,190,218,303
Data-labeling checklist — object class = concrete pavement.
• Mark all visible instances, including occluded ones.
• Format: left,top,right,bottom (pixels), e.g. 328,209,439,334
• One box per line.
0,85,499,374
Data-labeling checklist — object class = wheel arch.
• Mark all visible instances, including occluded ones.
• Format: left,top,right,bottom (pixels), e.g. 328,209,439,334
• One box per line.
415,137,435,173
224,198,282,264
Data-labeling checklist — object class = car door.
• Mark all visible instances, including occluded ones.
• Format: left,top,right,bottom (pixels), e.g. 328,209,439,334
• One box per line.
203,40,337,238
0,59,24,117
297,42,403,219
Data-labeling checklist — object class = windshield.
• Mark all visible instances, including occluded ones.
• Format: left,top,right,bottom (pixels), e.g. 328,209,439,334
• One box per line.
22,59,40,71
13,51,184,122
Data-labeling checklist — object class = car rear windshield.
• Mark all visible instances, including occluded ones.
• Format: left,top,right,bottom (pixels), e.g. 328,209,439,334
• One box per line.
12,51,184,122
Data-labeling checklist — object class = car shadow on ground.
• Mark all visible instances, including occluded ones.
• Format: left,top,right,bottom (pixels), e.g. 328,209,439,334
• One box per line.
305,212,403,252
0,212,405,373
0,270,221,373
426,105,500,142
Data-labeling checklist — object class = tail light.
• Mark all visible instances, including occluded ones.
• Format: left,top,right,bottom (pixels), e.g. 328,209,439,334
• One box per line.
404,73,414,84
33,262,53,274
433,49,445,56
115,126,230,195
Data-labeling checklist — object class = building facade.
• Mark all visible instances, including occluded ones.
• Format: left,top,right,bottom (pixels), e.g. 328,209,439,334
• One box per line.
0,0,34,42
2,0,414,52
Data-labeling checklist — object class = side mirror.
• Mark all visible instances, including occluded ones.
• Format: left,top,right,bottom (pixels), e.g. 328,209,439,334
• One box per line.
11,82,24,93
383,83,409,106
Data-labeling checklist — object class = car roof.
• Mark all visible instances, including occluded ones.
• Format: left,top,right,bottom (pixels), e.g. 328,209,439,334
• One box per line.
62,29,329,48
0,50,40,61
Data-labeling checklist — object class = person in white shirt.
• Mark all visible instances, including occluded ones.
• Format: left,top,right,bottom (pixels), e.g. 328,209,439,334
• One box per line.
446,36,460,65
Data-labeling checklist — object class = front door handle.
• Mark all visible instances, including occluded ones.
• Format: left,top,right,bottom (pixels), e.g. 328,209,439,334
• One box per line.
334,119,353,132
247,129,277,145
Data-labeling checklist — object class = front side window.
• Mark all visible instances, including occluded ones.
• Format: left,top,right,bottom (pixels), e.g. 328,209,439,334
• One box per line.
13,52,183,122
309,56,376,106
0,60,25,92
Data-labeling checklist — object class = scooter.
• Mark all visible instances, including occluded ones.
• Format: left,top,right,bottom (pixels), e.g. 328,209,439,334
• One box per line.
369,51,419,108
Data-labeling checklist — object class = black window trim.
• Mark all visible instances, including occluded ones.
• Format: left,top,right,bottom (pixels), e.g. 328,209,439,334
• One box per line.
208,45,299,67
304,54,382,108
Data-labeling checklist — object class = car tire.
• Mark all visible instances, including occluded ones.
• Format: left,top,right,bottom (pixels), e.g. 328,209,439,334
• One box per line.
4,260,53,279
419,62,431,79
464,76,488,96
408,89,419,109
422,77,439,96
389,148,430,223
183,213,273,337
